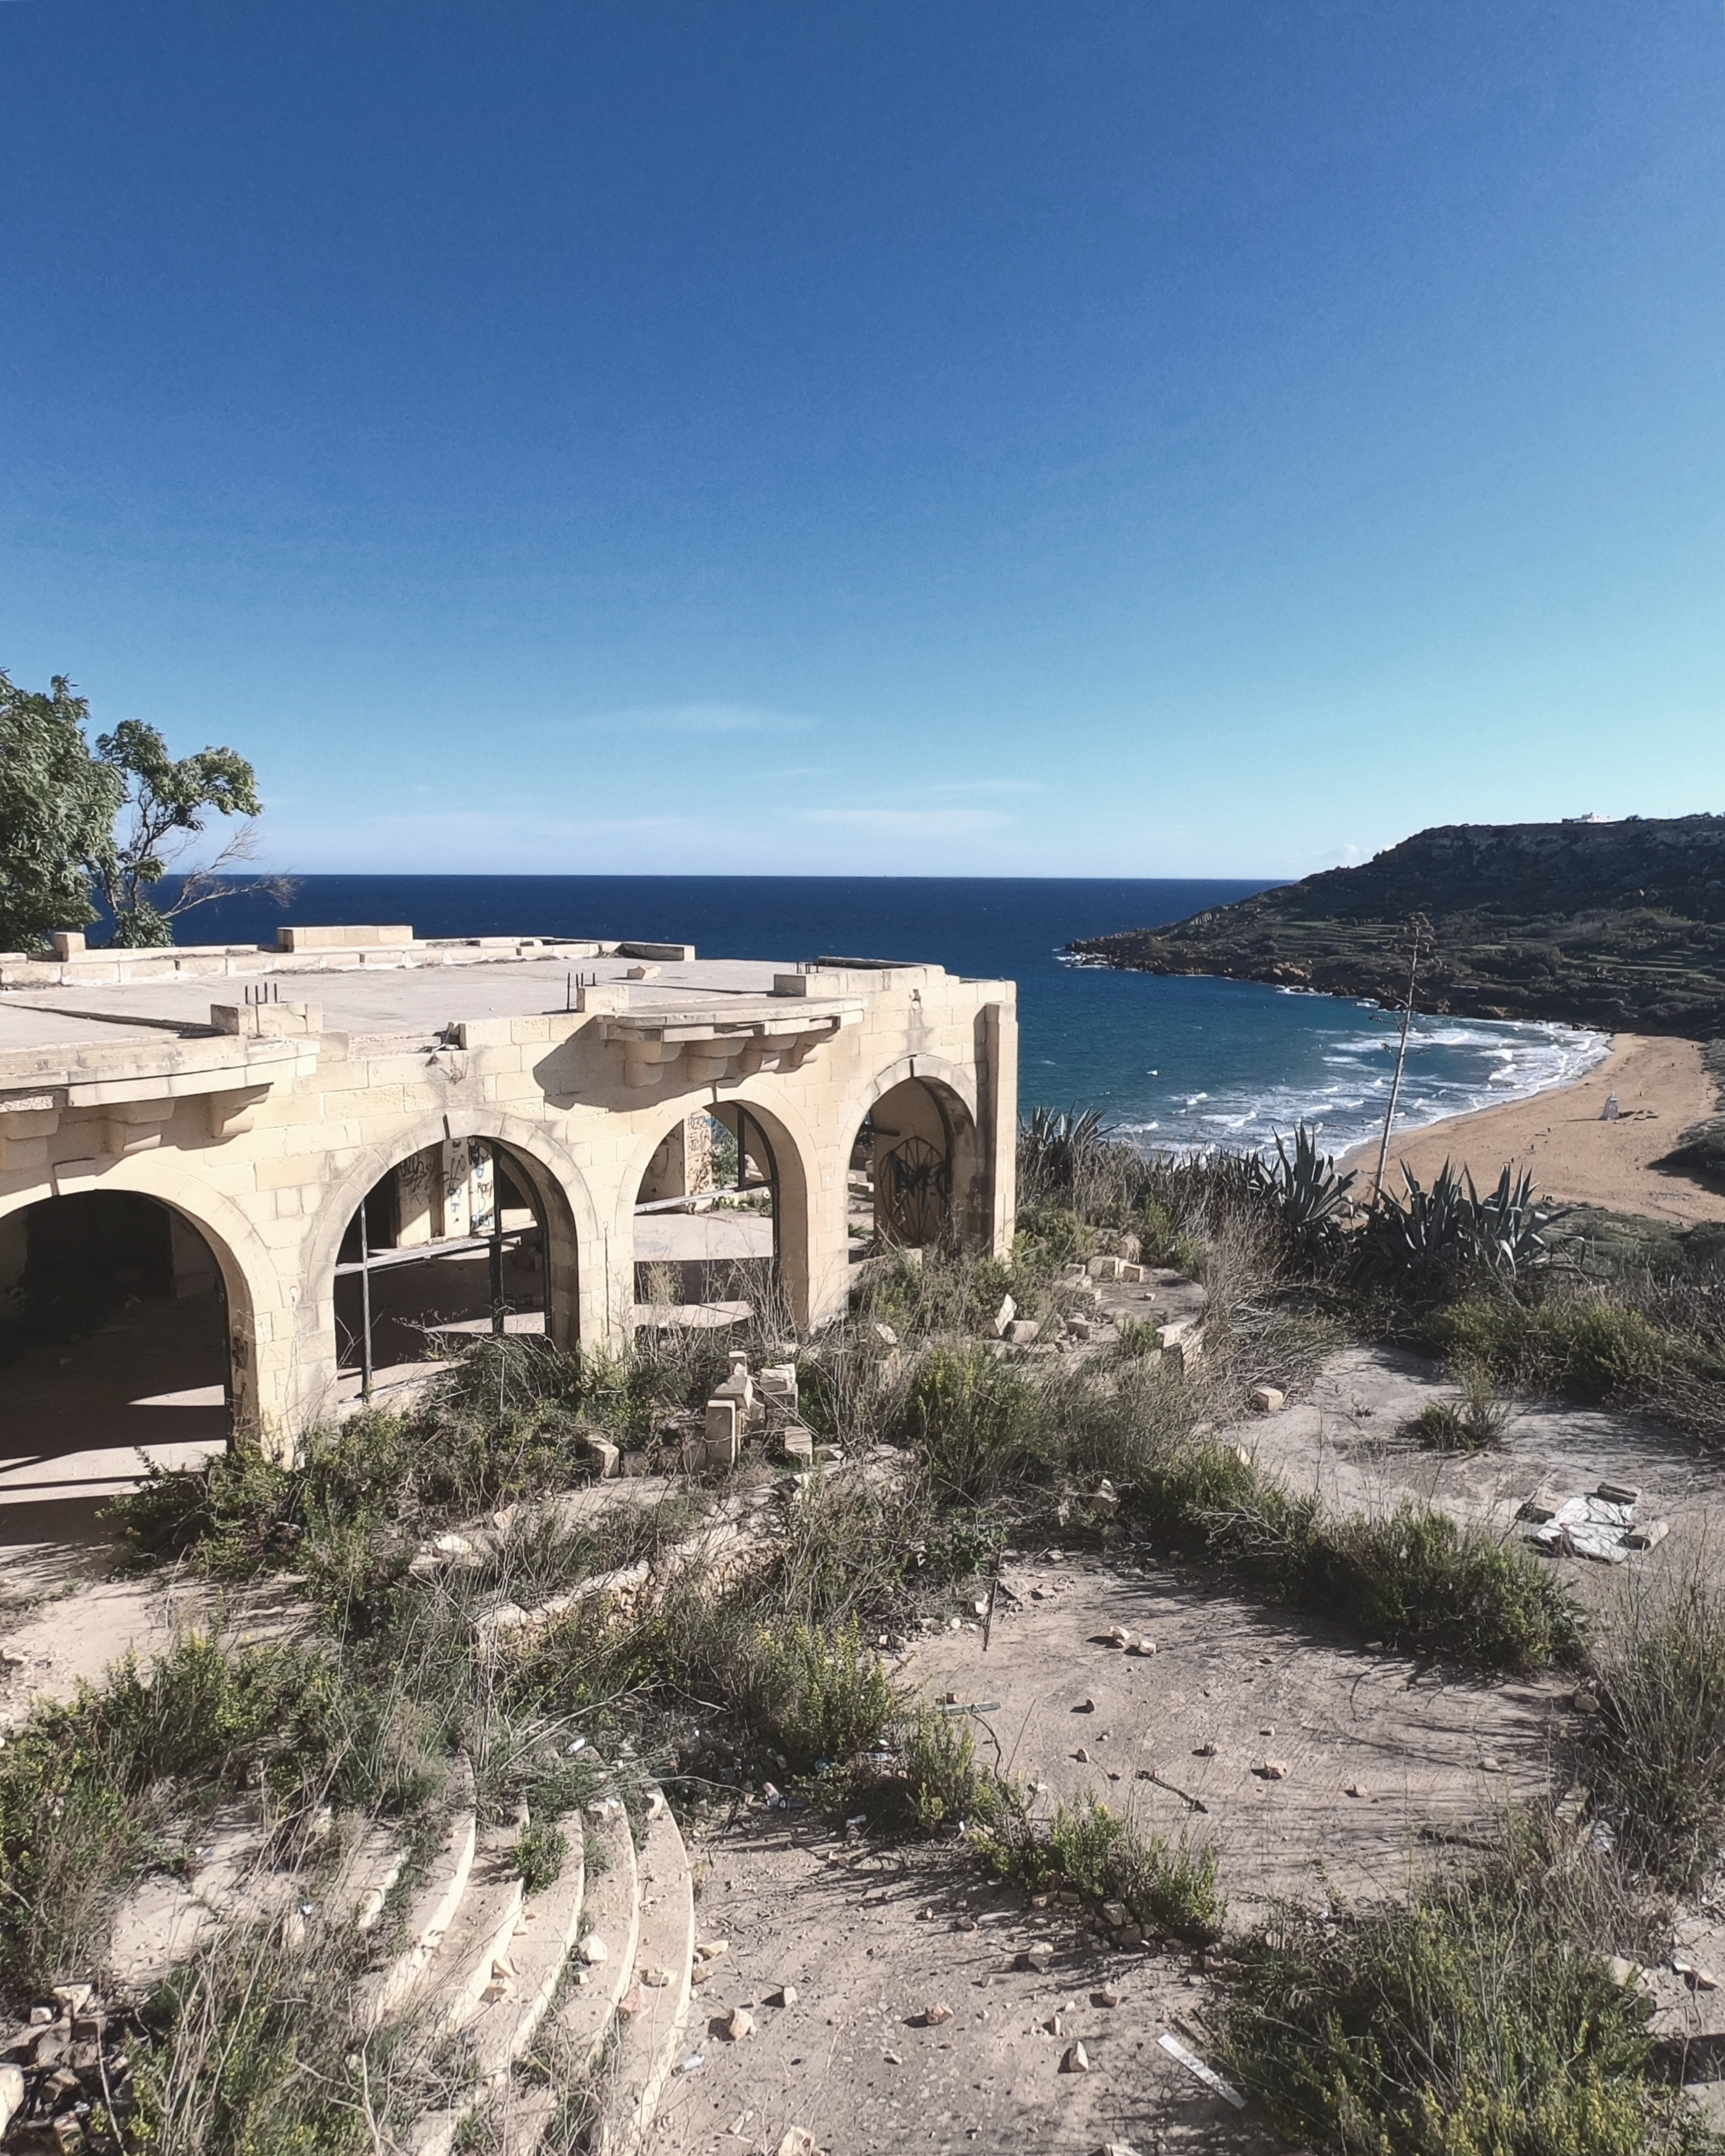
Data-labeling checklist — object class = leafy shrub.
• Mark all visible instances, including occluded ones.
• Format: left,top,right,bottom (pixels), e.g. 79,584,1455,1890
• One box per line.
128,1922,432,2156
1126,1441,1583,1671
900,1344,1059,1503
891,1708,1022,1834
1439,1292,1678,1403
1217,1851,1699,2156
979,1793,1225,1943
729,1620,903,1777
0,1634,441,2000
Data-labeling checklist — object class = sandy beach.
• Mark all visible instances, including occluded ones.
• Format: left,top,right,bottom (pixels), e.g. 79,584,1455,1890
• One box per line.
1341,1032,1725,1225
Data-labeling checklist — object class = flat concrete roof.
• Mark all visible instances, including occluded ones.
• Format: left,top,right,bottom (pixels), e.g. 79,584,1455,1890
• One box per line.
0,940,966,1065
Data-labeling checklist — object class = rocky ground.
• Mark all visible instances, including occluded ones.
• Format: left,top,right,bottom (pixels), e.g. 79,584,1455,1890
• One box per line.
5,1326,1724,2155
664,1343,1725,2156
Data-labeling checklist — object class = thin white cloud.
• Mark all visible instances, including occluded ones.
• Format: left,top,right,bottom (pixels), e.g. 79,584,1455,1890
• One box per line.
919,778,1046,797
578,701,818,738
804,807,1013,838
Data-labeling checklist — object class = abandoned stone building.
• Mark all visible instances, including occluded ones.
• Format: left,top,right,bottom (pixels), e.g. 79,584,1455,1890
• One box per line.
0,925,1017,1498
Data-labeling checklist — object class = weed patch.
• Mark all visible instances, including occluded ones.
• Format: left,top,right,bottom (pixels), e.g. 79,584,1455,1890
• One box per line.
977,1792,1225,1944
1587,1562,1725,1893
1126,1441,1584,1670
1217,1837,1701,2156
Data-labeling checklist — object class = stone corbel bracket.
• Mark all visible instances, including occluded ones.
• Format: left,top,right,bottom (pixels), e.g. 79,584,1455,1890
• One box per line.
599,999,864,1091
0,1031,317,1175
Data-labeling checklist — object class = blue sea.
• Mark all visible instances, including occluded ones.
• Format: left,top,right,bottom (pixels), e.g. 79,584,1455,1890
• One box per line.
173,875,1609,1162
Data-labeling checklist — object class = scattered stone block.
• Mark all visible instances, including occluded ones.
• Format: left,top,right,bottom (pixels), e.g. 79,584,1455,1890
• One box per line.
725,2006,754,2040
1061,2040,1090,2073
922,2001,953,2025
1019,1942,1055,1971
758,1363,799,1413
1065,1317,1093,1341
1250,1384,1286,1413
0,2066,22,2139
584,1435,620,1479
782,1429,815,1465
768,1984,797,2007
1005,1318,1041,1344
1087,1255,1121,1280
703,1397,738,1451
1256,1759,1291,1781
705,1426,741,1471
991,1295,1017,1338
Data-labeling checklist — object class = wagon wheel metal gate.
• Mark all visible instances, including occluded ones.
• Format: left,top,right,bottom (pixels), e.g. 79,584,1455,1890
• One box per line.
880,1134,952,1248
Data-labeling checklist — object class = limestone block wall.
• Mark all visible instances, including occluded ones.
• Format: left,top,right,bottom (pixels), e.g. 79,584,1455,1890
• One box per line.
0,960,1017,1457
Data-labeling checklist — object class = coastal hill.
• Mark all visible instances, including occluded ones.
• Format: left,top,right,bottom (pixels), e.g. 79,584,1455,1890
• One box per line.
1069,815,1725,1036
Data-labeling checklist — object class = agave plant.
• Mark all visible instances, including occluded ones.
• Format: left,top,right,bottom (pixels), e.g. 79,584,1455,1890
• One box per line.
1019,1104,1109,1200
1246,1125,1358,1261
1356,1160,1558,1291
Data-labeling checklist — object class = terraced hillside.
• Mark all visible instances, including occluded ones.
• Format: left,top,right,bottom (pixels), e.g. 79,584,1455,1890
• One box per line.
1069,815,1725,1035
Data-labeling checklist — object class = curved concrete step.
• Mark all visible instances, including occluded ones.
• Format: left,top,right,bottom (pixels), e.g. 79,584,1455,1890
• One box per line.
467,1817,587,2074
483,1791,644,2153
550,1794,643,2068
601,1787,696,2155
331,1816,407,1934
358,1754,477,2031
400,1819,589,2156
422,1824,527,2034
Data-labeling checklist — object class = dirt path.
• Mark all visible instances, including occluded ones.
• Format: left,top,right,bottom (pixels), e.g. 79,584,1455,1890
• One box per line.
672,1546,1565,2155
1341,1033,1725,1225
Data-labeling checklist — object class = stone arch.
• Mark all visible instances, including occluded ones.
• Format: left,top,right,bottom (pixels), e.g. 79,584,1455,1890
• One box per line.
0,1164,271,1443
616,1088,822,1334
844,1057,986,1254
300,1111,596,1415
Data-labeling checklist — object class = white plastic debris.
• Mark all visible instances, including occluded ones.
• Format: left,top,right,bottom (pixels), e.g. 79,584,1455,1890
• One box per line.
1156,2030,1246,2108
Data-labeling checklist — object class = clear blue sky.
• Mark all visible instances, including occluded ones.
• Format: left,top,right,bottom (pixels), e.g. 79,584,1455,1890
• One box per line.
3,2,1722,879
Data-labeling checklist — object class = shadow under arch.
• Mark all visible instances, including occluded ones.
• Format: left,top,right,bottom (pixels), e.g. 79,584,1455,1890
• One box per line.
0,1173,263,1506
301,1112,595,1409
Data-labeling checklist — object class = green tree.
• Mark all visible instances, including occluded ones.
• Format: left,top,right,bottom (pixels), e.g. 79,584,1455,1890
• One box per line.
0,671,123,954
0,670,291,953
90,719,288,947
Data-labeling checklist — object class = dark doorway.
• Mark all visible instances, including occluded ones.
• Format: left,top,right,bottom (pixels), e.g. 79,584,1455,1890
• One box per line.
0,1193,231,1526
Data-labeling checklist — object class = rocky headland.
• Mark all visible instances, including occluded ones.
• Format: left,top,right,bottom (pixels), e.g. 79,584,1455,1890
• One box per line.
1069,814,1725,1037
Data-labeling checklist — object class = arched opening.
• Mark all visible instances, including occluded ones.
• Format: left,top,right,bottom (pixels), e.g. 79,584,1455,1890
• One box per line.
332,1137,552,1405
0,1191,231,1511
632,1106,780,1332
850,1076,982,1260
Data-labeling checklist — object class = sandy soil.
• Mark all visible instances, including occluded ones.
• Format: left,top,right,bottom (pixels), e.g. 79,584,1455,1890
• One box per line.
1341,1033,1725,1225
